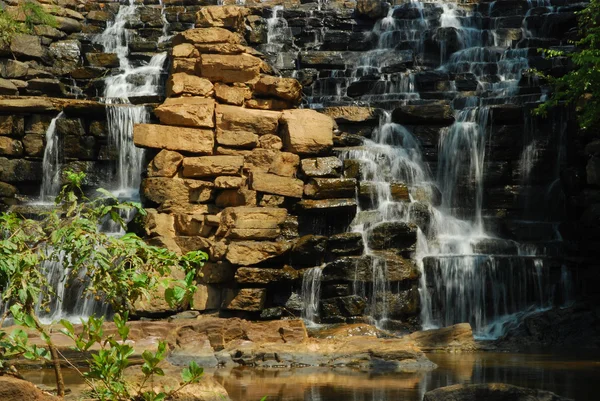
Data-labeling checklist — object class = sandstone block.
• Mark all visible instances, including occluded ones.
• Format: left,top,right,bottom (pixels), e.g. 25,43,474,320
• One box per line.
0,115,24,136
195,5,246,32
214,176,244,189
216,130,258,149
182,155,244,178
0,181,17,197
243,149,278,171
304,178,357,199
217,206,288,240
215,188,257,208
133,124,214,154
191,284,222,310
197,53,262,84
167,73,214,98
10,34,46,60
0,78,18,95
301,156,343,177
22,134,44,157
226,241,291,265
0,137,23,156
258,134,283,150
142,178,214,207
268,152,299,177
154,97,215,128
172,43,199,58
144,209,176,238
85,52,119,68
245,98,292,111
216,104,281,142
221,288,266,311
253,75,302,103
250,171,304,198
147,149,184,178
175,214,212,236
214,83,251,106
235,266,298,284
280,109,334,155
200,261,236,284
171,58,196,74
173,27,241,46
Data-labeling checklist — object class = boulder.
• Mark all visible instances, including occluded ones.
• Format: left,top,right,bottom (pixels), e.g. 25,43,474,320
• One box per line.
167,73,214,97
0,59,29,78
215,188,257,208
327,232,364,259
85,52,119,68
280,109,334,155
253,75,302,103
171,58,196,74
147,149,184,177
172,43,199,58
296,198,357,212
222,288,266,311
0,375,59,401
301,157,343,177
22,134,44,157
0,181,17,197
133,124,214,154
216,104,281,139
172,27,241,46
423,383,573,401
258,134,283,150
0,157,42,182
268,152,299,177
10,34,46,60
366,222,418,251
409,323,477,352
322,254,419,283
0,78,18,95
154,97,215,128
182,156,244,178
214,83,251,106
197,53,262,84
322,106,380,123
244,148,278,172
214,176,244,189
249,171,304,198
304,178,357,199
0,137,23,156
141,177,214,208
235,266,298,284
195,5,246,32
226,241,291,265
291,235,328,266
216,130,258,149
321,295,367,321
356,0,390,19
392,103,454,125
216,206,288,240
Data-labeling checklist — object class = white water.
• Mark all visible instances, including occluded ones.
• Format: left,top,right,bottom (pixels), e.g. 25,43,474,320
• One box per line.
39,112,65,203
302,266,324,325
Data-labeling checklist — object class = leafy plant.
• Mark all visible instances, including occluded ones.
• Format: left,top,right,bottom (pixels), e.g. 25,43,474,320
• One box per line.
533,0,600,129
0,1,57,47
0,171,207,396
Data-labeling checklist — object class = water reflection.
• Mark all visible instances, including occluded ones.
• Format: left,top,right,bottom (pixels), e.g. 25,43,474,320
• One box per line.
216,352,599,401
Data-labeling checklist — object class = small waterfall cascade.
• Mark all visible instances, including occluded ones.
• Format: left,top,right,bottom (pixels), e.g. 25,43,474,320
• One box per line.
39,112,65,203
296,0,574,335
302,266,324,325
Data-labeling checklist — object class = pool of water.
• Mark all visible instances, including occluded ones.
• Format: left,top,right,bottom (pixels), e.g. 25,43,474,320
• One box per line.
216,352,600,401
23,351,600,400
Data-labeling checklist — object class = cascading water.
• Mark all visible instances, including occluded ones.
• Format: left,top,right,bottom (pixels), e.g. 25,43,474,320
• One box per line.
302,266,324,325
39,112,65,203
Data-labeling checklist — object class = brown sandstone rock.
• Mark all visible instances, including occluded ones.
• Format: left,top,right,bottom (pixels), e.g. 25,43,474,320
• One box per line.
144,209,176,238
172,27,241,46
195,5,247,32
0,181,17,197
258,134,283,150
171,58,196,74
301,156,343,177
235,266,298,284
217,206,288,239
268,152,300,177
423,383,572,401
0,375,59,401
214,176,244,189
244,148,278,172
0,78,18,95
154,97,215,128
215,188,257,208
409,323,477,352
182,156,244,178
216,104,280,141
214,83,251,106
0,137,23,156
250,171,304,198
280,109,334,155
197,53,262,84
133,124,214,154
147,149,184,178
175,214,213,237
304,178,357,199
245,98,292,110
0,115,24,136
85,52,119,68
322,106,380,123
191,284,222,311
221,288,266,311
226,241,291,265
216,130,258,149
166,73,214,98
10,34,46,60
253,75,302,103
142,177,214,207
171,43,199,58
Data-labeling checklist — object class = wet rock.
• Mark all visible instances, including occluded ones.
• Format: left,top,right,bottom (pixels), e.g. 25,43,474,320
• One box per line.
322,254,419,283
56,118,85,136
249,171,304,198
392,103,454,125
291,234,328,266
423,383,573,401
216,206,288,240
0,181,17,197
222,288,267,311
0,59,29,79
85,52,119,68
22,134,43,157
198,53,262,84
327,232,364,259
355,0,390,19
296,198,357,212
410,323,477,352
304,177,357,199
301,156,343,177
321,283,352,298
147,149,184,178
323,106,380,124
10,34,46,60
133,124,214,154
235,266,298,284
0,157,42,182
27,78,65,96
0,78,18,95
167,73,214,97
321,295,367,322
300,50,346,69
226,241,291,266
182,156,243,178
280,109,334,155
366,222,418,251
154,97,215,128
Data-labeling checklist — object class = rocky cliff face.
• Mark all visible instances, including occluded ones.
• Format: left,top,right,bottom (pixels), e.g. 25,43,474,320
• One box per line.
1,0,597,332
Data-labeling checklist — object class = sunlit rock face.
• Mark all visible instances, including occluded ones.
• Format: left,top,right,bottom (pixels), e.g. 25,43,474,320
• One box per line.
0,0,593,334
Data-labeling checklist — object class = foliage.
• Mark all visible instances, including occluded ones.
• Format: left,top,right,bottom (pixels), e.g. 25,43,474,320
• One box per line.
60,313,204,401
533,0,600,129
0,171,208,396
0,1,57,46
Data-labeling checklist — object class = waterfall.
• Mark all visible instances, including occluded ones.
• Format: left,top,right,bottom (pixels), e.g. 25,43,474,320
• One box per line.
302,266,324,325
39,112,65,203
